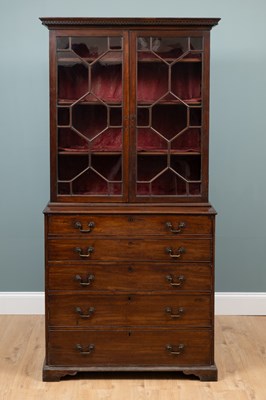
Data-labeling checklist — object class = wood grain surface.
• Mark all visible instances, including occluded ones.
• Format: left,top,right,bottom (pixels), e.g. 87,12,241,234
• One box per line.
0,316,265,399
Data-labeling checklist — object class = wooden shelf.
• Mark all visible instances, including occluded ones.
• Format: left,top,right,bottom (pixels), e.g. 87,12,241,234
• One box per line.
137,100,201,106
137,151,201,155
58,56,122,64
57,56,201,64
58,99,200,106
58,150,200,156
58,150,122,155
138,56,202,63
58,99,122,106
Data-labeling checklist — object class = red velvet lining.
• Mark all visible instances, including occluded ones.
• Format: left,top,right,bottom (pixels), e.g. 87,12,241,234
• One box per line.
58,64,122,103
57,58,202,196
58,62,201,104
137,63,201,102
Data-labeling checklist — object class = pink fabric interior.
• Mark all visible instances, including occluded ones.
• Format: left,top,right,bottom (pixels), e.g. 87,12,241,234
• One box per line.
57,61,201,196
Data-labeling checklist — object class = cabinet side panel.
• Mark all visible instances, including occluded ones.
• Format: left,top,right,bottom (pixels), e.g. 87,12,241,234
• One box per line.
49,31,57,202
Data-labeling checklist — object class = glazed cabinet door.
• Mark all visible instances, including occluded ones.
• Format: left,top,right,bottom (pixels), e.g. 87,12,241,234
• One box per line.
129,31,210,202
50,29,210,203
51,30,129,202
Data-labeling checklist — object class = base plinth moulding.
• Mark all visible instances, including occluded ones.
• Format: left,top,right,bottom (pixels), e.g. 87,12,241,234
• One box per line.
42,363,218,382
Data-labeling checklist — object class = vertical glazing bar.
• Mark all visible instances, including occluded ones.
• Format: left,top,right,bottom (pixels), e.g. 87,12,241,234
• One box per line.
168,64,172,93
69,106,73,127
107,107,110,127
186,181,189,195
149,182,152,196
88,64,91,93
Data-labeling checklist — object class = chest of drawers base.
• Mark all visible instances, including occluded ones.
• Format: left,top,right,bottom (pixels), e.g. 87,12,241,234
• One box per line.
43,205,217,382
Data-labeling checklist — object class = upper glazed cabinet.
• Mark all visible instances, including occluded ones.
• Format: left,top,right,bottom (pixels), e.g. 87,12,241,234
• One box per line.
42,18,220,203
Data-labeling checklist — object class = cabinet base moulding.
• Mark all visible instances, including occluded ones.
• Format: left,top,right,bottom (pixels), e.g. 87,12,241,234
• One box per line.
42,362,218,382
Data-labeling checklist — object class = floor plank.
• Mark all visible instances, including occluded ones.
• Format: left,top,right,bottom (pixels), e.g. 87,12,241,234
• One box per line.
0,316,265,400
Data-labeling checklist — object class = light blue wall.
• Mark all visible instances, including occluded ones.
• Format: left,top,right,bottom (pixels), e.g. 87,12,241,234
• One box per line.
0,0,265,291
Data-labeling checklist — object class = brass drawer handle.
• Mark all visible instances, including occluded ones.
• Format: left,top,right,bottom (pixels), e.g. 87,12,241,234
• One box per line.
74,221,95,233
166,344,185,356
165,221,186,234
74,246,94,258
75,306,95,319
165,307,184,319
166,247,185,259
75,344,95,355
75,274,95,286
166,274,185,287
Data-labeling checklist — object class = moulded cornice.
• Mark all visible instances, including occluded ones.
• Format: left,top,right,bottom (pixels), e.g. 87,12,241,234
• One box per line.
40,17,220,30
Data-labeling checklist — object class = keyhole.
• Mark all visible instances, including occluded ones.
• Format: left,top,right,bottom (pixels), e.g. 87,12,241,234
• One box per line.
128,331,131,337
128,296,131,301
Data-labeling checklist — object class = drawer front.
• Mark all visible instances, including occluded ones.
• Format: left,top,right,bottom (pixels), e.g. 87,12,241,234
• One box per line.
48,329,212,366
47,238,212,262
48,294,211,327
48,263,212,292
47,215,212,236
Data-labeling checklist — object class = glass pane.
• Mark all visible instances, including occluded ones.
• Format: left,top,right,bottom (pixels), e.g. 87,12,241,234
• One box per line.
56,35,123,197
151,104,188,140
57,62,88,102
190,107,201,126
190,37,203,50
171,63,202,102
137,128,168,152
137,155,167,181
170,155,201,181
58,154,88,181
71,37,107,59
91,54,122,103
137,107,150,127
91,154,122,181
189,183,201,195
72,169,109,195
91,128,122,152
109,37,122,50
151,170,186,196
109,107,122,127
72,104,107,140
71,155,122,195
137,63,168,103
57,37,69,50
136,35,203,198
151,37,189,59
58,108,70,126
171,129,201,153
58,182,70,195
58,128,88,152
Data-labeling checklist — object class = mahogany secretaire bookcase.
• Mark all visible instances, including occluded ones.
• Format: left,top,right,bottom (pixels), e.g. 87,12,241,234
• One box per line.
40,17,220,381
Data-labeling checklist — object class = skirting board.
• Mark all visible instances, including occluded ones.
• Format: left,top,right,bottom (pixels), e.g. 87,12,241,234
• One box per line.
0,292,265,315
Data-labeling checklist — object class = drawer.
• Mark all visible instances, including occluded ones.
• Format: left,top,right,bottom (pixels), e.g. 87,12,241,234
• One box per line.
48,294,211,327
47,214,212,236
48,329,213,366
47,238,212,262
48,263,212,292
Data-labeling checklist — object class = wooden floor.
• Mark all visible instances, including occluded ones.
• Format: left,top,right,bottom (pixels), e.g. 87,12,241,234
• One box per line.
0,316,265,400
